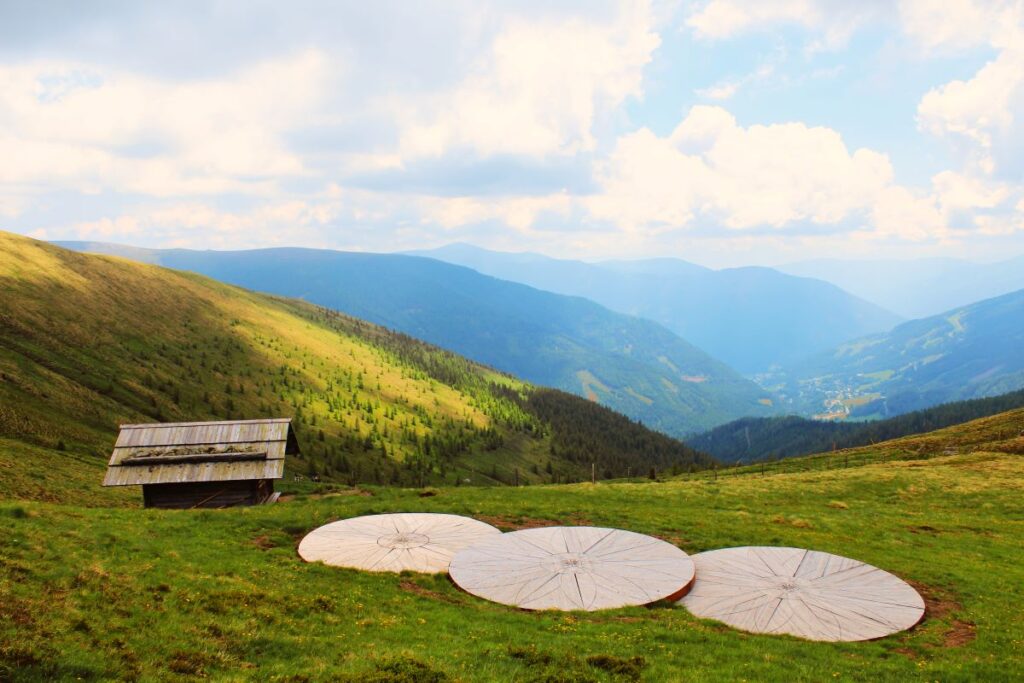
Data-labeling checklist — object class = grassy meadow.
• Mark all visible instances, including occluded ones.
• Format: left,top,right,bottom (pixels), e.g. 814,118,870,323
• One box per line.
3,424,1023,681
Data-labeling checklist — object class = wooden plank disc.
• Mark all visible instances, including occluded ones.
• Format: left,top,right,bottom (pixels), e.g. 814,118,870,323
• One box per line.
680,546,925,641
449,526,695,611
298,513,500,573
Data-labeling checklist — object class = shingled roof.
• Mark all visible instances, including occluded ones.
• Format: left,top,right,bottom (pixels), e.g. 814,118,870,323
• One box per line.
103,418,299,487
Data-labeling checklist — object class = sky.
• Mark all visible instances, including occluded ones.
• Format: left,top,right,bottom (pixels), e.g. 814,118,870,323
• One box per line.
2,0,1024,267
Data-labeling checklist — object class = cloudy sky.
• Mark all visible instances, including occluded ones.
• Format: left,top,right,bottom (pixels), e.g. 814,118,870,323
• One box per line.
2,0,1023,266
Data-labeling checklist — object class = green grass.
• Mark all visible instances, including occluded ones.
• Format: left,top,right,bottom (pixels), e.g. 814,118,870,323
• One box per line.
0,438,133,507
2,432,1023,680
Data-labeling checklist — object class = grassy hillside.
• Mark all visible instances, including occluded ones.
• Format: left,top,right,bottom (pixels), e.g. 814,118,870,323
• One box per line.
776,288,1024,418
2,410,1023,680
689,388,1024,463
57,241,776,436
0,231,709,496
688,406,1024,484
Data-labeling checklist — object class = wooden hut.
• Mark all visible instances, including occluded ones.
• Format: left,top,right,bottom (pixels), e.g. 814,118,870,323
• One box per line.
102,418,299,509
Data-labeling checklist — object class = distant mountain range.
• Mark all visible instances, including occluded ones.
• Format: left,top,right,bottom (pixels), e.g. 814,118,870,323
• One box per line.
777,288,1024,418
57,241,775,437
407,243,901,373
688,388,1024,463
779,255,1024,319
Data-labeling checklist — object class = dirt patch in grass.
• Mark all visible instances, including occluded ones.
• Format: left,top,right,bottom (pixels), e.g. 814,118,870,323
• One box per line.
347,655,450,682
0,595,36,628
477,515,591,531
908,581,976,649
250,534,277,550
278,487,373,503
167,649,216,676
907,525,942,534
508,645,555,667
586,654,646,681
651,533,689,547
283,525,314,542
399,580,464,605
942,620,977,647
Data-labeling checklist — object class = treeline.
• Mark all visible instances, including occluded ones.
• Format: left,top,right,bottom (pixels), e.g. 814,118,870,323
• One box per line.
288,305,714,484
688,388,1024,463
495,386,714,478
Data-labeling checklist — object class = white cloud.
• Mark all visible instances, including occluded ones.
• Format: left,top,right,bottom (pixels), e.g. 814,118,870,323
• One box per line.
932,170,1009,212
898,0,1022,52
396,1,660,159
696,62,776,101
2,1,1022,264
971,213,1024,235
869,186,945,241
917,49,1024,171
420,193,573,231
696,81,739,100
0,51,331,197
686,0,889,50
587,105,895,232
59,199,343,249
584,105,1024,244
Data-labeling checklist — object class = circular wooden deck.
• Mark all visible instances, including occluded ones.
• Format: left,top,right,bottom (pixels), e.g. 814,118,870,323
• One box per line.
297,513,500,573
449,526,695,611
680,546,925,641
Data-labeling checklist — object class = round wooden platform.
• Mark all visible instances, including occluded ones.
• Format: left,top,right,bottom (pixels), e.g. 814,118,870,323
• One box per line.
448,526,695,611
297,513,501,573
679,546,925,641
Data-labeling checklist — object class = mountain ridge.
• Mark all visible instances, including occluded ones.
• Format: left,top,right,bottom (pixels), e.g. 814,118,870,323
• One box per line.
406,242,901,373
2,231,711,492
56,240,776,437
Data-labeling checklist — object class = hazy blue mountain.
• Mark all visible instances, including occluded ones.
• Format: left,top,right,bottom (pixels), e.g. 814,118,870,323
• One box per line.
57,241,776,437
688,388,1024,463
408,243,901,373
778,255,1024,319
778,288,1024,418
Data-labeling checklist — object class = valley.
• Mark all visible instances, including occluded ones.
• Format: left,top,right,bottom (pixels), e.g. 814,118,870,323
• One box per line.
409,243,901,374
775,288,1024,419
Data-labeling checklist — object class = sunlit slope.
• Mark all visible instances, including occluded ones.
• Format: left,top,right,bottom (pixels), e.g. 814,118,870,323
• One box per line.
58,241,777,436
712,406,1024,480
0,231,708,495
